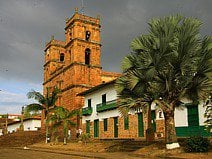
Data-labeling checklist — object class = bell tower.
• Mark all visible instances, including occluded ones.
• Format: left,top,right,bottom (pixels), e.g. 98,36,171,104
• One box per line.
43,8,102,112
65,8,101,70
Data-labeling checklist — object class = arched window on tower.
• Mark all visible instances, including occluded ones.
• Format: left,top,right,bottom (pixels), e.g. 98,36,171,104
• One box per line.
60,53,65,62
85,31,91,41
85,48,90,65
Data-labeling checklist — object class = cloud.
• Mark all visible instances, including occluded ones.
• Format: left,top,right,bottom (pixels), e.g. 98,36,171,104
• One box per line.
0,0,211,113
0,89,39,114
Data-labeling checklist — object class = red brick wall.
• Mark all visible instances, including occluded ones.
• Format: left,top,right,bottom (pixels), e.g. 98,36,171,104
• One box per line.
82,114,166,139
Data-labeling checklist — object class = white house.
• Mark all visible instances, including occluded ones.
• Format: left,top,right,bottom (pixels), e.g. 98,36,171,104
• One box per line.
79,80,211,139
7,117,41,133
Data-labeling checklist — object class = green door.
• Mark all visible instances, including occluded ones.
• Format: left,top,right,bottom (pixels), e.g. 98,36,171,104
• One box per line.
114,117,118,138
151,111,156,132
187,105,200,136
94,119,99,137
138,113,144,137
86,120,90,134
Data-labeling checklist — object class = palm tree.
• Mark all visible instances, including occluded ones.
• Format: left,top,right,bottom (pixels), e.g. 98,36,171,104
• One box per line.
26,87,60,143
48,106,77,145
116,68,156,142
117,15,212,149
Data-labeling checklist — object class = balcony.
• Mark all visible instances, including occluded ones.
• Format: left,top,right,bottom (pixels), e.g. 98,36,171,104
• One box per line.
96,100,117,112
82,107,92,116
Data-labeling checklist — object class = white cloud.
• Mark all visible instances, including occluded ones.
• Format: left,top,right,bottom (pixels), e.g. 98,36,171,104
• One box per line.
0,90,37,114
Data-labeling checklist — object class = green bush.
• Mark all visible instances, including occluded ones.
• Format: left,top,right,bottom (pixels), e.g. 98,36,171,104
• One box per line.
185,136,209,152
80,133,90,144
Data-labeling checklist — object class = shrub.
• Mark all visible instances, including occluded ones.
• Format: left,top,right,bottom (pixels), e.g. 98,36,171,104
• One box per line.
80,133,90,144
185,136,209,152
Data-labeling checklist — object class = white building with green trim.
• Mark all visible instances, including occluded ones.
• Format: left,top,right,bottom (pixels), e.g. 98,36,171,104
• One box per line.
79,80,211,139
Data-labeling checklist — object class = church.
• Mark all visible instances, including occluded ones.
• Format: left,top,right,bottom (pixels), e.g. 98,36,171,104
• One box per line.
43,8,120,128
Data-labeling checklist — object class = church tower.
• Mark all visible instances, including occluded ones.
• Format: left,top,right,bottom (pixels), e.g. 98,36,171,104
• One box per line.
43,8,102,112
43,8,120,129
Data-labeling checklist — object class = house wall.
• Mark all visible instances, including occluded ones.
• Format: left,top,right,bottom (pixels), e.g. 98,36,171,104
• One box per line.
82,84,119,124
7,119,41,133
82,82,211,138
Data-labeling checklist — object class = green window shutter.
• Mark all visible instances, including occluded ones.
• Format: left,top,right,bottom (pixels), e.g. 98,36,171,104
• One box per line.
104,118,108,131
114,117,118,138
94,119,99,137
124,116,129,130
86,120,90,134
151,111,156,132
138,113,144,137
187,105,199,126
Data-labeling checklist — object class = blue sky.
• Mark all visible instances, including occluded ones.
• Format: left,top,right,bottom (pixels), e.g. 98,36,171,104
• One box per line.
0,0,211,114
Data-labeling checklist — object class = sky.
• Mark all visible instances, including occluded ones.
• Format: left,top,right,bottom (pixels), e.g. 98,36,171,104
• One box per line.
0,0,211,114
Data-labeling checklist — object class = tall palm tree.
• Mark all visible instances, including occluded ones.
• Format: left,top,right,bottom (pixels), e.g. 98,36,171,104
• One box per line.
117,15,212,149
116,66,156,142
48,106,77,145
26,87,60,143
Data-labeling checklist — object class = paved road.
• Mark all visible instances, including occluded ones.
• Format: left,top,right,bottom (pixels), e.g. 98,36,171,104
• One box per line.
0,148,96,159
0,148,144,159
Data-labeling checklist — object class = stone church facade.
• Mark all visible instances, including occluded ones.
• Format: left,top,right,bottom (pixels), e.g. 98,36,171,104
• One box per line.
43,8,120,127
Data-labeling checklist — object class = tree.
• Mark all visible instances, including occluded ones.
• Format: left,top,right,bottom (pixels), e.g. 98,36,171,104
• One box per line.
116,68,156,142
25,87,60,143
48,106,77,145
117,15,212,149
204,96,212,132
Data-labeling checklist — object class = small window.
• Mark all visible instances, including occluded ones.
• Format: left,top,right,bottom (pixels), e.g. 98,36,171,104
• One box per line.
102,94,106,105
158,111,163,118
104,118,108,131
85,31,91,41
88,99,91,108
124,116,129,130
60,53,65,62
85,48,90,65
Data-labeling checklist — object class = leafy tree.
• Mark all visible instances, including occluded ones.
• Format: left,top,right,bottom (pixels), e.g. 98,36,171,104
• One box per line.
117,15,212,149
23,108,41,118
48,106,77,145
25,87,60,143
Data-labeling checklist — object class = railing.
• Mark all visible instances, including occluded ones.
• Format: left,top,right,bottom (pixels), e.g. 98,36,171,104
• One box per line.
82,107,92,116
96,100,117,112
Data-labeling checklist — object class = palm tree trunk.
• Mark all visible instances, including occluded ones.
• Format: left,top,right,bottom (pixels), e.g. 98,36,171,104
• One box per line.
45,126,50,143
146,105,155,142
163,107,179,149
45,114,50,144
64,137,67,145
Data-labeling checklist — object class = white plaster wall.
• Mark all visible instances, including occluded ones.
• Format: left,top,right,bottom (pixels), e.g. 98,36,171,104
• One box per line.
7,119,41,133
198,102,207,125
82,84,120,123
8,123,20,133
174,103,207,127
23,120,41,131
174,108,188,127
